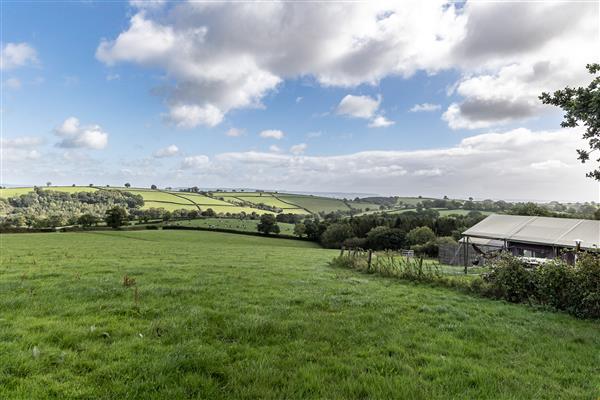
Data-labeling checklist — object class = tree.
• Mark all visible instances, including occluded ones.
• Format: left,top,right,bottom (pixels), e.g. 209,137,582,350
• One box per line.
150,184,158,190
540,64,600,180
124,183,131,188
406,226,436,246
595,208,600,220
46,182,52,187
320,223,353,248
366,226,406,250
257,214,280,235
293,222,306,237
78,213,98,228
105,206,127,229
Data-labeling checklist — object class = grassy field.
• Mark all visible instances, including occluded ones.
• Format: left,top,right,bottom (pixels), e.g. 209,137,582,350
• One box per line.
276,194,352,214
0,186,99,198
168,218,296,235
0,230,598,399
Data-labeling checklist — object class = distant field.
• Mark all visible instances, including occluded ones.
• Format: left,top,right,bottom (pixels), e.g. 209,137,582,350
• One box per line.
277,194,352,214
0,186,99,198
1,230,598,399
169,217,296,235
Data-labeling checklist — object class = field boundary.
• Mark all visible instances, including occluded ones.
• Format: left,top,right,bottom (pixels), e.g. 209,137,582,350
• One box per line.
162,225,314,242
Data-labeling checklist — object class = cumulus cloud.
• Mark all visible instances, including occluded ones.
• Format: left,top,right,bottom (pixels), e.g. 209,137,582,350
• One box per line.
1,136,43,162
1,42,38,70
154,144,179,158
410,103,441,112
5,78,21,90
269,145,282,153
442,1,597,129
260,129,284,140
290,143,307,155
225,128,244,137
337,94,394,128
166,103,224,128
96,1,464,127
54,117,108,149
337,94,381,119
368,116,395,128
211,127,594,200
181,155,210,169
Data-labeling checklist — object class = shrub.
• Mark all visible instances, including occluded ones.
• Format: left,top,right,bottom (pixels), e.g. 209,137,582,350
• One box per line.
406,226,436,246
483,255,534,303
321,223,353,248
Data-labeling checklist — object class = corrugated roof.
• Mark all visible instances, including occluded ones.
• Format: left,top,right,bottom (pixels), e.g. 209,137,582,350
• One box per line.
462,214,600,250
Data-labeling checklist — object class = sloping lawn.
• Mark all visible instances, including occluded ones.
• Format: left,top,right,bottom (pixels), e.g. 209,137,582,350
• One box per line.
0,230,598,399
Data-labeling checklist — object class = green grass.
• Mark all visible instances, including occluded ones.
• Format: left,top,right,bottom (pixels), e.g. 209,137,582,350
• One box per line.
0,186,99,198
276,194,351,214
169,218,296,235
0,230,598,399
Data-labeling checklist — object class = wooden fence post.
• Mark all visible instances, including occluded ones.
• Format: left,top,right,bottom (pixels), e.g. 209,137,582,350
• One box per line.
463,237,469,274
367,249,373,270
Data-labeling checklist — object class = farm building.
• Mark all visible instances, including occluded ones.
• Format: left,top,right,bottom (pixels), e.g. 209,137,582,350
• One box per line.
460,214,600,265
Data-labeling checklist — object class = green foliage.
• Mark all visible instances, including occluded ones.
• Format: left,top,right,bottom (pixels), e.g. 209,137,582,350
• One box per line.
293,222,306,237
321,222,354,248
406,226,436,245
483,255,535,303
1,188,144,228
256,214,280,235
484,253,600,318
540,63,600,180
105,206,128,229
365,226,406,250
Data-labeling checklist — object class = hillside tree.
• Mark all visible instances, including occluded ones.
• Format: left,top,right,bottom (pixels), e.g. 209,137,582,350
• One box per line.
125,183,131,188
105,206,127,229
257,214,280,235
540,63,600,180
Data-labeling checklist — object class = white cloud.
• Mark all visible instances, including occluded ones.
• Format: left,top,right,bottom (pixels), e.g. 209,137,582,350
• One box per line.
530,160,569,170
442,1,597,129
211,127,595,201
1,136,43,148
260,129,284,140
269,145,282,153
95,2,595,130
1,42,38,70
225,128,244,137
410,103,441,112
337,94,380,119
181,155,210,169
5,78,21,90
290,143,307,155
368,115,395,128
296,97,303,103
54,117,108,150
129,0,166,10
154,144,179,158
106,73,120,81
1,136,43,162
306,131,322,138
167,103,224,128
96,2,463,127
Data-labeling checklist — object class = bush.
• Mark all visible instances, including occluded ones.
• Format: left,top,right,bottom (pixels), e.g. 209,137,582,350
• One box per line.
406,226,436,246
483,255,535,303
484,253,600,318
321,223,353,248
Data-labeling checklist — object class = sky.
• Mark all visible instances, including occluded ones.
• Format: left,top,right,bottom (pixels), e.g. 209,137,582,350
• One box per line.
1,0,599,201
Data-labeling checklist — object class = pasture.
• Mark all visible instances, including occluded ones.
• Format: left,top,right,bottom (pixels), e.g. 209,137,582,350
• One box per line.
167,217,296,235
0,230,598,399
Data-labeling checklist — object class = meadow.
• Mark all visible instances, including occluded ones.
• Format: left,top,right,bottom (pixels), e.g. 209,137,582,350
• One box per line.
1,230,598,399
167,218,296,235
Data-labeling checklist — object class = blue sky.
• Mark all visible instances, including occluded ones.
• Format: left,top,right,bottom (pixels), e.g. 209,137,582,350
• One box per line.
1,1,598,201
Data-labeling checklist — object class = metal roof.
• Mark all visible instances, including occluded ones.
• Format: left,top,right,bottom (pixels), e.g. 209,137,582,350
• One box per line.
462,214,600,250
